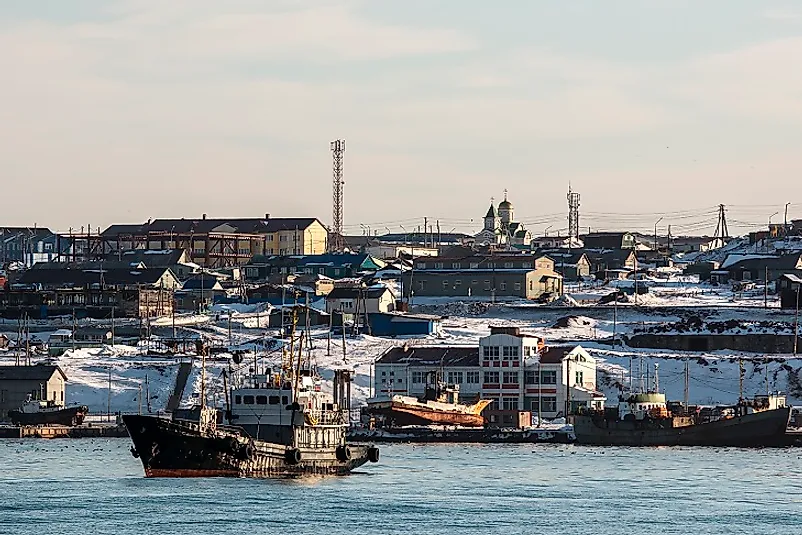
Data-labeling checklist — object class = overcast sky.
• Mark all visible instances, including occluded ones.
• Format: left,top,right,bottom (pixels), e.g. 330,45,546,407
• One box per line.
3,0,802,236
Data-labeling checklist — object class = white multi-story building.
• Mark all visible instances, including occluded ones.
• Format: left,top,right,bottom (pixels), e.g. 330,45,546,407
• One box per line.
372,326,606,419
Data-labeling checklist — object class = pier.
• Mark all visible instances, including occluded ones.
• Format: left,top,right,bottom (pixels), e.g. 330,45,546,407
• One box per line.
0,424,128,439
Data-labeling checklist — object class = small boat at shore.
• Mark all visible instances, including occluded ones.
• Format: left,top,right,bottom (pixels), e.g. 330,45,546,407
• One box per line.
8,395,89,426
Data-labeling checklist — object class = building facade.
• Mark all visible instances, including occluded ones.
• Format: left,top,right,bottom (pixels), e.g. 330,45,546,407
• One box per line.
474,192,532,246
373,327,605,419
325,286,395,314
96,216,328,268
403,255,562,300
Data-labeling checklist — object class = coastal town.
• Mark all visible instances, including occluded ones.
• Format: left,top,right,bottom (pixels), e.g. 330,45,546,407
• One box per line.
2,182,802,452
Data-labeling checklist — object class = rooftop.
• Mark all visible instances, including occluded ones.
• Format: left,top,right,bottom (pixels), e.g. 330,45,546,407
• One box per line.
0,364,67,382
376,345,479,367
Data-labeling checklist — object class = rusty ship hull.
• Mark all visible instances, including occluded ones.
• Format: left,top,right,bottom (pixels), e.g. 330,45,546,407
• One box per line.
572,406,792,447
365,399,489,427
123,415,376,478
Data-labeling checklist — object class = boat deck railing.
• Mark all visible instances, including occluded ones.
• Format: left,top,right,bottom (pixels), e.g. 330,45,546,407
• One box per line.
304,409,348,426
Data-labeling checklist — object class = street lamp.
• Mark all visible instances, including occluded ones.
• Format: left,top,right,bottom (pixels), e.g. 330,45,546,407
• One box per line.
769,212,779,226
544,225,553,237
654,217,663,252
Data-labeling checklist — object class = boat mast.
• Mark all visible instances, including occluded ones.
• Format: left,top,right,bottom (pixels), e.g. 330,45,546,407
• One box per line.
653,363,660,392
683,358,689,409
200,340,206,410
738,358,744,401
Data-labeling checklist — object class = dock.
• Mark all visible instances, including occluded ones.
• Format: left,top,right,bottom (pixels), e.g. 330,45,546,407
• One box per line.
348,426,575,444
0,424,129,439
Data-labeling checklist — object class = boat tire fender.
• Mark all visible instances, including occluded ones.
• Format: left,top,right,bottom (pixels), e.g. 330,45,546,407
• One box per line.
237,443,255,460
367,446,380,463
130,446,140,459
335,445,351,462
285,448,302,465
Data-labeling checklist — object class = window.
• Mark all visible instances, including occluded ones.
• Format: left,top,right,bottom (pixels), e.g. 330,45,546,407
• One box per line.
452,262,461,269
333,268,341,276
243,395,255,405
483,346,491,357
541,396,558,412
416,262,427,269
491,346,500,357
235,395,242,405
504,262,514,269
418,281,425,291
529,281,533,291
484,371,499,383
442,280,449,289
269,395,280,405
541,370,557,384
502,397,518,410
511,346,519,357
282,396,288,405
524,371,539,384
503,372,518,384
503,346,511,357
471,280,478,286
412,371,424,384
434,262,444,269
500,281,507,291
466,371,480,384
447,371,464,384
514,282,522,291
575,371,584,385
256,395,268,405
484,280,492,290
397,378,403,384
454,280,462,287
280,235,288,242
470,263,479,269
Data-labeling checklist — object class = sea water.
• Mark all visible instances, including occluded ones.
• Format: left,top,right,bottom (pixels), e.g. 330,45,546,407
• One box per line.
0,439,800,535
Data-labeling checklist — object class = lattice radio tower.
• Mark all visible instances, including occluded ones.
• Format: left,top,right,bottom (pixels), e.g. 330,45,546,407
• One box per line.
567,185,581,242
713,203,729,241
330,139,346,252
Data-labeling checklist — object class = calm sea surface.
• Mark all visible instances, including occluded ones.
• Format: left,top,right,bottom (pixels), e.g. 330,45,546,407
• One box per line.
0,439,800,535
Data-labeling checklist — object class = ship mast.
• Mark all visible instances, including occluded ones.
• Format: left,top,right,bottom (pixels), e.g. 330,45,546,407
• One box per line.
200,339,206,410
683,358,689,409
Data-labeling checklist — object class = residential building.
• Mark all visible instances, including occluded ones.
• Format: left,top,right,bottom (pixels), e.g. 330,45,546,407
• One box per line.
244,253,385,281
720,253,802,282
581,232,636,250
325,286,395,314
1,264,178,319
584,249,637,278
372,326,605,419
97,215,328,268
403,256,562,300
777,274,802,309
0,365,67,421
0,227,68,267
538,251,592,280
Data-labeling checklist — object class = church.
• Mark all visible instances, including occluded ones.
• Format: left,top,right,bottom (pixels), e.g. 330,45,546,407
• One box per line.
474,191,532,247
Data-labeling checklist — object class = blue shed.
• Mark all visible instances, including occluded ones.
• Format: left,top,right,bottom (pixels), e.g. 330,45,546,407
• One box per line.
366,312,442,337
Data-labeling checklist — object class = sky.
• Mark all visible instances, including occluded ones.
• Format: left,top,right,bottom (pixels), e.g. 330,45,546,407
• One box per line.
3,0,802,237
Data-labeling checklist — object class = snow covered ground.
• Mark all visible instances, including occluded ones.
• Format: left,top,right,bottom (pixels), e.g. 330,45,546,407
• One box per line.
2,290,801,416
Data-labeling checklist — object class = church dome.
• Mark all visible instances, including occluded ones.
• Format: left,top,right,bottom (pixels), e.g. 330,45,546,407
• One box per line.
498,199,513,209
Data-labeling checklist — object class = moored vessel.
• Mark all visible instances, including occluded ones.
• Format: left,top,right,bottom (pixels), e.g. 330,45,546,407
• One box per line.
363,372,492,427
8,395,89,426
124,325,379,478
572,362,792,447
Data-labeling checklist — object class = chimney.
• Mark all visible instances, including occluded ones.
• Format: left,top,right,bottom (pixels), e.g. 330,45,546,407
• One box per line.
265,213,270,220
202,213,207,220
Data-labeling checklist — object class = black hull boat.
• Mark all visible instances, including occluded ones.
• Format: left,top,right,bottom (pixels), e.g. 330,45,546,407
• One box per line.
572,405,792,447
123,326,379,479
124,413,377,478
8,400,88,427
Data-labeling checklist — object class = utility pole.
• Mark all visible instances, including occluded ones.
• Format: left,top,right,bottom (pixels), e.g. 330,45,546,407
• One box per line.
794,285,800,356
612,297,618,347
764,266,769,309
111,306,115,347
423,217,428,248
654,217,663,256
107,368,112,422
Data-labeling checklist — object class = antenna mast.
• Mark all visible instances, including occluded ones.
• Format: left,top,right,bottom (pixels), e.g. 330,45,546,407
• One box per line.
567,185,581,245
330,139,346,252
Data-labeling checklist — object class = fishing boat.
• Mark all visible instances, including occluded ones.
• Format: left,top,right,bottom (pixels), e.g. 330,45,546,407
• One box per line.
123,316,379,478
572,362,792,447
363,371,492,427
8,395,89,426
